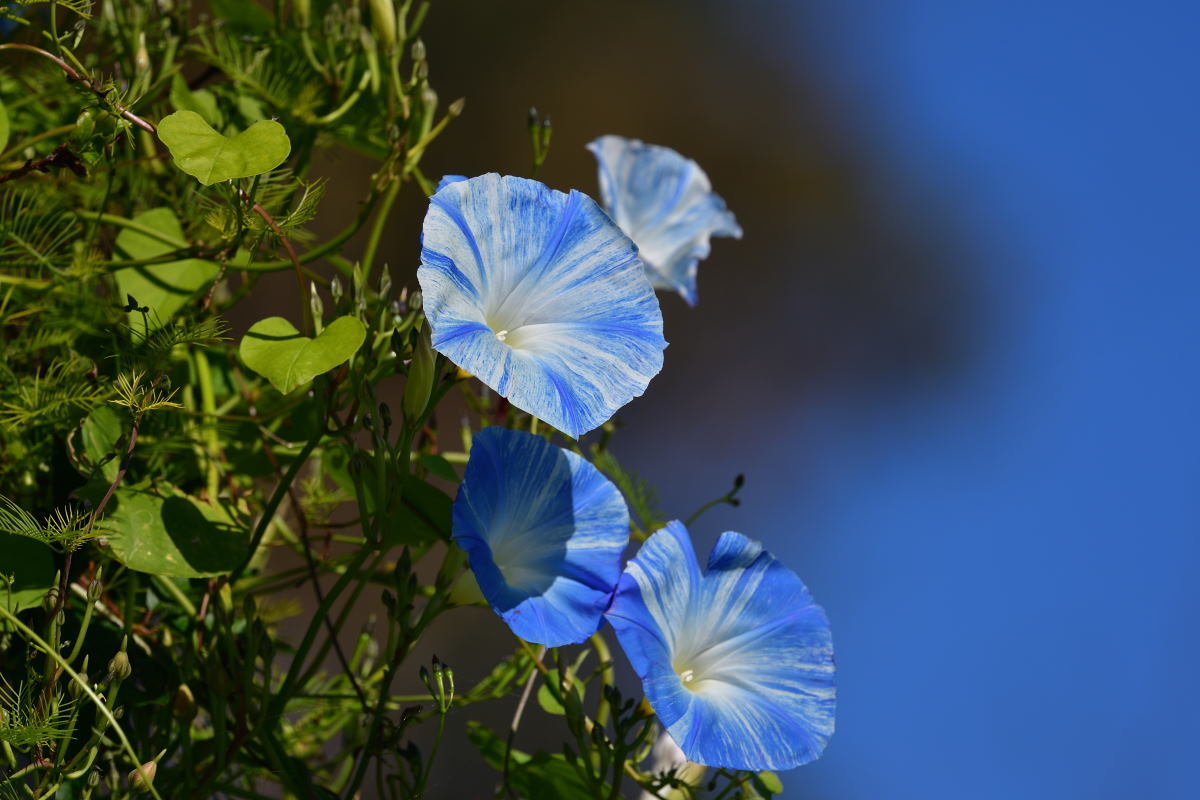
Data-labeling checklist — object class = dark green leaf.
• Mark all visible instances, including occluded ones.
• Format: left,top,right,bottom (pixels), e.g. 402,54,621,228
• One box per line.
81,404,123,481
105,485,246,578
0,533,55,612
113,207,219,330
419,453,459,483
169,73,223,129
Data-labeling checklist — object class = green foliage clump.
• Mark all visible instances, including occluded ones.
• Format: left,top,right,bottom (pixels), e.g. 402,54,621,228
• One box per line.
0,2,756,798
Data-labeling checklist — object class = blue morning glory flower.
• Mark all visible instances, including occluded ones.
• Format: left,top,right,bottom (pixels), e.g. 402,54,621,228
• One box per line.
418,173,667,437
452,425,630,647
605,521,836,771
588,136,742,306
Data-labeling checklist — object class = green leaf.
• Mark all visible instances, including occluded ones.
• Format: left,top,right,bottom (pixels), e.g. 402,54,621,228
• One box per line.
169,73,223,129
0,95,9,154
536,670,585,717
81,405,124,481
419,452,459,483
752,771,784,797
210,0,274,33
240,315,366,394
113,208,219,330
466,723,597,798
0,534,55,612
105,485,246,578
158,110,291,185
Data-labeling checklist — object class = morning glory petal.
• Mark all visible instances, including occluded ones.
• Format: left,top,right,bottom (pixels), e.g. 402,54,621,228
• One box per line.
452,426,630,647
606,521,836,771
588,136,742,306
418,173,667,437
435,174,468,192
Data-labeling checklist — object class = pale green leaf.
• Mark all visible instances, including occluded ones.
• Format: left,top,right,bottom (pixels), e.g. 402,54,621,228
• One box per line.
240,315,366,394
158,110,291,185
113,208,219,330
105,485,246,578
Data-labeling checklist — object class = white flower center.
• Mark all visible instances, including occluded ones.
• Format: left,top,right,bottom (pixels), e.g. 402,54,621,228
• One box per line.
495,329,509,342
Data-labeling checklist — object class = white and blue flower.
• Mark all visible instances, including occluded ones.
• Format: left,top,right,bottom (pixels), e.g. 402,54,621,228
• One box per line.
418,173,667,437
605,521,835,771
452,426,630,647
588,136,742,306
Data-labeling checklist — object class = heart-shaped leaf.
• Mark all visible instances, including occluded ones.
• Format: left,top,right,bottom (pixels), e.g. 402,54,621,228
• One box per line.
0,534,54,613
240,316,366,394
158,110,291,185
105,485,246,578
114,207,219,329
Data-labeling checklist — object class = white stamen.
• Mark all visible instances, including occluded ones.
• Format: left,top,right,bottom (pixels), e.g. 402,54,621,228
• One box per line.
495,329,509,342
680,669,695,683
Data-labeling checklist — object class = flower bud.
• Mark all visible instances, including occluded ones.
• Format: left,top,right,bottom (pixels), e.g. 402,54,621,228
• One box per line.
173,683,196,721
86,576,103,603
134,33,150,74
107,650,132,683
402,325,435,423
309,283,324,324
330,276,343,303
368,0,397,51
127,752,164,794
448,97,466,118
293,0,311,28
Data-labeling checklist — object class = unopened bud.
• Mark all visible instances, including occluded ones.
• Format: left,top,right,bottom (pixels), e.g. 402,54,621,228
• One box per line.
447,97,465,118
293,0,311,28
309,283,324,323
411,39,426,63
107,650,132,683
134,33,150,74
330,276,343,302
379,268,392,298
402,325,436,422
87,576,103,603
127,752,163,794
70,672,89,700
368,0,397,50
173,683,196,721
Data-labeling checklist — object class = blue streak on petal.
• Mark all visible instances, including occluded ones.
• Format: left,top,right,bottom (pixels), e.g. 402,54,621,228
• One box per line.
436,174,469,192
453,426,630,647
417,174,666,436
606,522,836,771
587,136,742,306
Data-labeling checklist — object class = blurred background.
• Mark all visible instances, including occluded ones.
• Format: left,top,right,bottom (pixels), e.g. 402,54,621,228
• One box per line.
269,0,1198,797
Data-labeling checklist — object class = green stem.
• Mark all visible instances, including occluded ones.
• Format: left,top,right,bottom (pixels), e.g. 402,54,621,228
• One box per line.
230,431,322,581
362,177,400,283
77,211,189,250
0,123,75,162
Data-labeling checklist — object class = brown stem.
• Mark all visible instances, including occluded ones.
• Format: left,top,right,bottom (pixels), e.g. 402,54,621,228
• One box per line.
0,43,157,134
0,142,87,185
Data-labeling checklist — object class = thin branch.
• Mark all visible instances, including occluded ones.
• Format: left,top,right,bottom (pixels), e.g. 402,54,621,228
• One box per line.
0,43,157,134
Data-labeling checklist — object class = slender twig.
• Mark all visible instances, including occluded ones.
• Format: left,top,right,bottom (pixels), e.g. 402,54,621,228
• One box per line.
502,644,546,798
0,142,87,184
0,43,157,134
